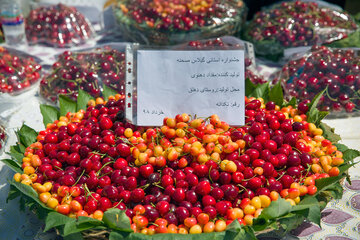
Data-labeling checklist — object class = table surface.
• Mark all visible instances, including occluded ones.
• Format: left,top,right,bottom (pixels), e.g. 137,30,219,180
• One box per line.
0,42,359,240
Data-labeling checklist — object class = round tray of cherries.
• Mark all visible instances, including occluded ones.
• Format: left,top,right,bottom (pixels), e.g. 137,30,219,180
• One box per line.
0,46,42,94
243,1,358,60
25,3,95,48
278,45,360,118
40,46,126,103
113,0,247,45
4,82,359,240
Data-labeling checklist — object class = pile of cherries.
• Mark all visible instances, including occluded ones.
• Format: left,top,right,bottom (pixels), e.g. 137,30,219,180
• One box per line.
16,94,344,235
246,1,357,49
183,38,266,85
0,47,42,94
40,47,126,103
116,0,245,44
279,45,360,114
25,4,94,48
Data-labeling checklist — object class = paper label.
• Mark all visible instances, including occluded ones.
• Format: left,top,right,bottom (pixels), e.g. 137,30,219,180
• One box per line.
136,50,245,126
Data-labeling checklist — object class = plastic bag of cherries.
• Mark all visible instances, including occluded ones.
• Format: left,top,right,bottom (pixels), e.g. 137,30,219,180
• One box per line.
25,3,95,48
40,44,126,103
174,36,266,85
278,45,360,117
113,0,247,45
243,1,358,61
0,46,42,95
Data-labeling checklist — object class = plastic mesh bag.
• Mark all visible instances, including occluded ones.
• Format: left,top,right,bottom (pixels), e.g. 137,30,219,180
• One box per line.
113,0,247,45
40,44,126,103
25,4,95,48
278,45,360,117
243,1,358,60
0,46,42,94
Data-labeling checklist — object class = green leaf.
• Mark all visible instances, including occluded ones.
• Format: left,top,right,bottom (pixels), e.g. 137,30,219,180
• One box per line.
63,219,91,236
45,212,75,232
10,181,51,210
9,147,24,164
77,89,93,111
269,81,283,106
252,198,292,232
77,216,103,226
248,82,270,101
245,78,256,96
316,111,329,125
10,144,25,156
292,196,321,226
227,224,256,240
320,123,341,143
277,213,305,234
1,159,22,173
318,182,344,202
342,148,360,164
306,88,327,126
40,104,60,127
6,185,21,203
285,97,297,108
257,198,292,220
17,124,38,147
59,95,77,116
103,209,132,232
109,231,130,240
64,232,83,240
102,85,118,100
334,143,348,153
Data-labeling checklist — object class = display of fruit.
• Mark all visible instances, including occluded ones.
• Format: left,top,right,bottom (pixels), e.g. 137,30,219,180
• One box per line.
113,0,247,45
243,1,358,58
278,45,360,115
40,46,126,103
7,82,357,239
179,37,266,84
0,46,42,94
25,4,95,48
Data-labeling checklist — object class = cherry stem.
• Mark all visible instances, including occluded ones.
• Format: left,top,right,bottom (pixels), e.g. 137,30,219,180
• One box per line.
72,169,85,187
83,183,97,202
298,164,312,184
111,199,123,209
96,161,115,176
325,87,337,102
276,171,287,181
208,165,213,184
237,183,249,196
153,183,164,190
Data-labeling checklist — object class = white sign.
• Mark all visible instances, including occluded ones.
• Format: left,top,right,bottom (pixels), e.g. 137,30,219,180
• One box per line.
136,50,245,126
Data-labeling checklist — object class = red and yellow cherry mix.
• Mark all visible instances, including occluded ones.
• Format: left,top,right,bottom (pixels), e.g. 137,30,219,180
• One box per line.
14,94,343,234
